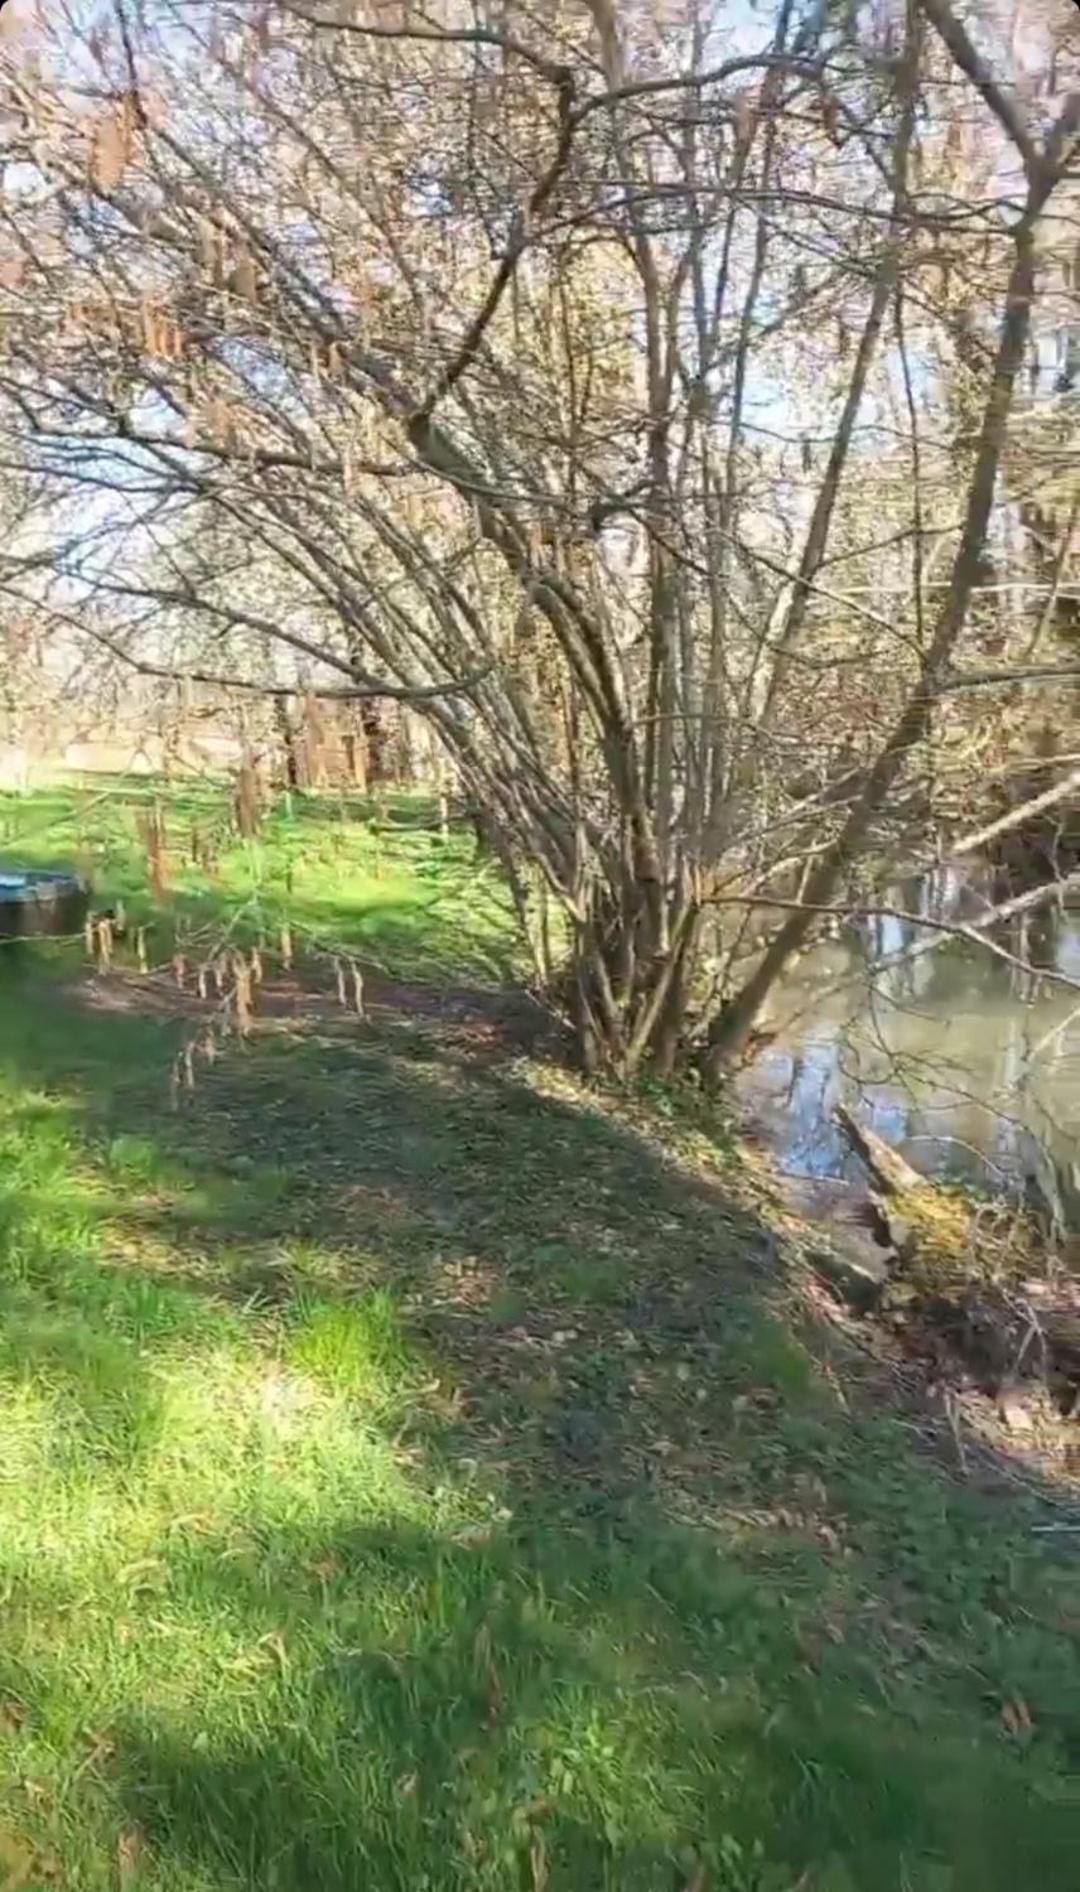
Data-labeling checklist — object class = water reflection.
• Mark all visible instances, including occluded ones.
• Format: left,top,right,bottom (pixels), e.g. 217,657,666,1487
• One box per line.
738,872,1080,1215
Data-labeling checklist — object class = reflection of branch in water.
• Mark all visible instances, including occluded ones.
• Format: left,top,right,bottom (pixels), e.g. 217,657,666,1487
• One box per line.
752,874,1080,1051
743,861,1080,1199
715,871,1080,1040
768,943,955,1056
770,959,1058,1195
902,1134,1014,1183
849,1000,1038,1143
842,1055,1039,1193
1026,1000,1080,1067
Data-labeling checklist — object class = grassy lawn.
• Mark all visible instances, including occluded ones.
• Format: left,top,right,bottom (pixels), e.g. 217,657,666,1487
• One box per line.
0,779,1077,1890
0,776,514,983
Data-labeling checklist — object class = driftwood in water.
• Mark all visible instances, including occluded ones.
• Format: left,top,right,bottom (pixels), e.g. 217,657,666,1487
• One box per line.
834,1105,924,1196
835,1107,1080,1405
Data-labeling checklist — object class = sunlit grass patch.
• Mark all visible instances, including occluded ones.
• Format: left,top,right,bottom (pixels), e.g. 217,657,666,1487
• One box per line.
284,1288,416,1406
0,785,1073,1887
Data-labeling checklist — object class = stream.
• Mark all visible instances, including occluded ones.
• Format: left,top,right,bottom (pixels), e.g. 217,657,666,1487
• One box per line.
737,865,1080,1227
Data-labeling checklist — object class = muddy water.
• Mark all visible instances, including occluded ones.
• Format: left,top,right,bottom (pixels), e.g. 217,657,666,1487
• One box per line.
737,867,1080,1222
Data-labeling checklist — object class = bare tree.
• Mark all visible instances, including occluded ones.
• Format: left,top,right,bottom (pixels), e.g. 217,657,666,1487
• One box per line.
0,0,1075,1073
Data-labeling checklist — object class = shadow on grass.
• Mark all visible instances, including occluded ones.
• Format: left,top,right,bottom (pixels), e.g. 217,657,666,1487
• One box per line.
0,965,1077,1888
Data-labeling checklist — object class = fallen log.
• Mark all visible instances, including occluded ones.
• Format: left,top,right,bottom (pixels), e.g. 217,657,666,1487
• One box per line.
834,1105,925,1195
834,1107,1080,1406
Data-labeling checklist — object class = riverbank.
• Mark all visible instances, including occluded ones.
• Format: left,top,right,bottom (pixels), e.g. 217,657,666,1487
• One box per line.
733,864,1080,1222
0,783,1078,1886
739,1081,1080,1501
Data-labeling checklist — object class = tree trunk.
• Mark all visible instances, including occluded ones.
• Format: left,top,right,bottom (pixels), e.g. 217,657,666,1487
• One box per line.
704,224,1038,1079
361,700,392,784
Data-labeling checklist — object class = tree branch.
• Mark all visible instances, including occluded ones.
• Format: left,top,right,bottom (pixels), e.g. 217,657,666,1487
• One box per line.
280,7,571,84
710,878,1080,995
418,63,576,419
915,0,1041,178
951,766,1080,860
83,623,491,702
943,662,1080,690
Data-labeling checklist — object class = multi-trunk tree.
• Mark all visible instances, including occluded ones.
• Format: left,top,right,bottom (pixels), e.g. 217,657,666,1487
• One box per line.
0,0,1076,1072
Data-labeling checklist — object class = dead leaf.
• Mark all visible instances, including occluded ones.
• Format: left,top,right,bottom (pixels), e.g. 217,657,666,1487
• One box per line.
257,1631,288,1674
117,1826,145,1886
1000,1696,1033,1735
734,90,757,148
530,1834,548,1891
0,1702,25,1735
230,248,258,302
72,1729,115,1781
473,1621,493,1677
117,1557,163,1586
90,104,132,191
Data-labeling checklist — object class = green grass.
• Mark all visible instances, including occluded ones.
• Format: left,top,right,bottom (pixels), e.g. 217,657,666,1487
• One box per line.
0,776,514,981
0,779,1076,1888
